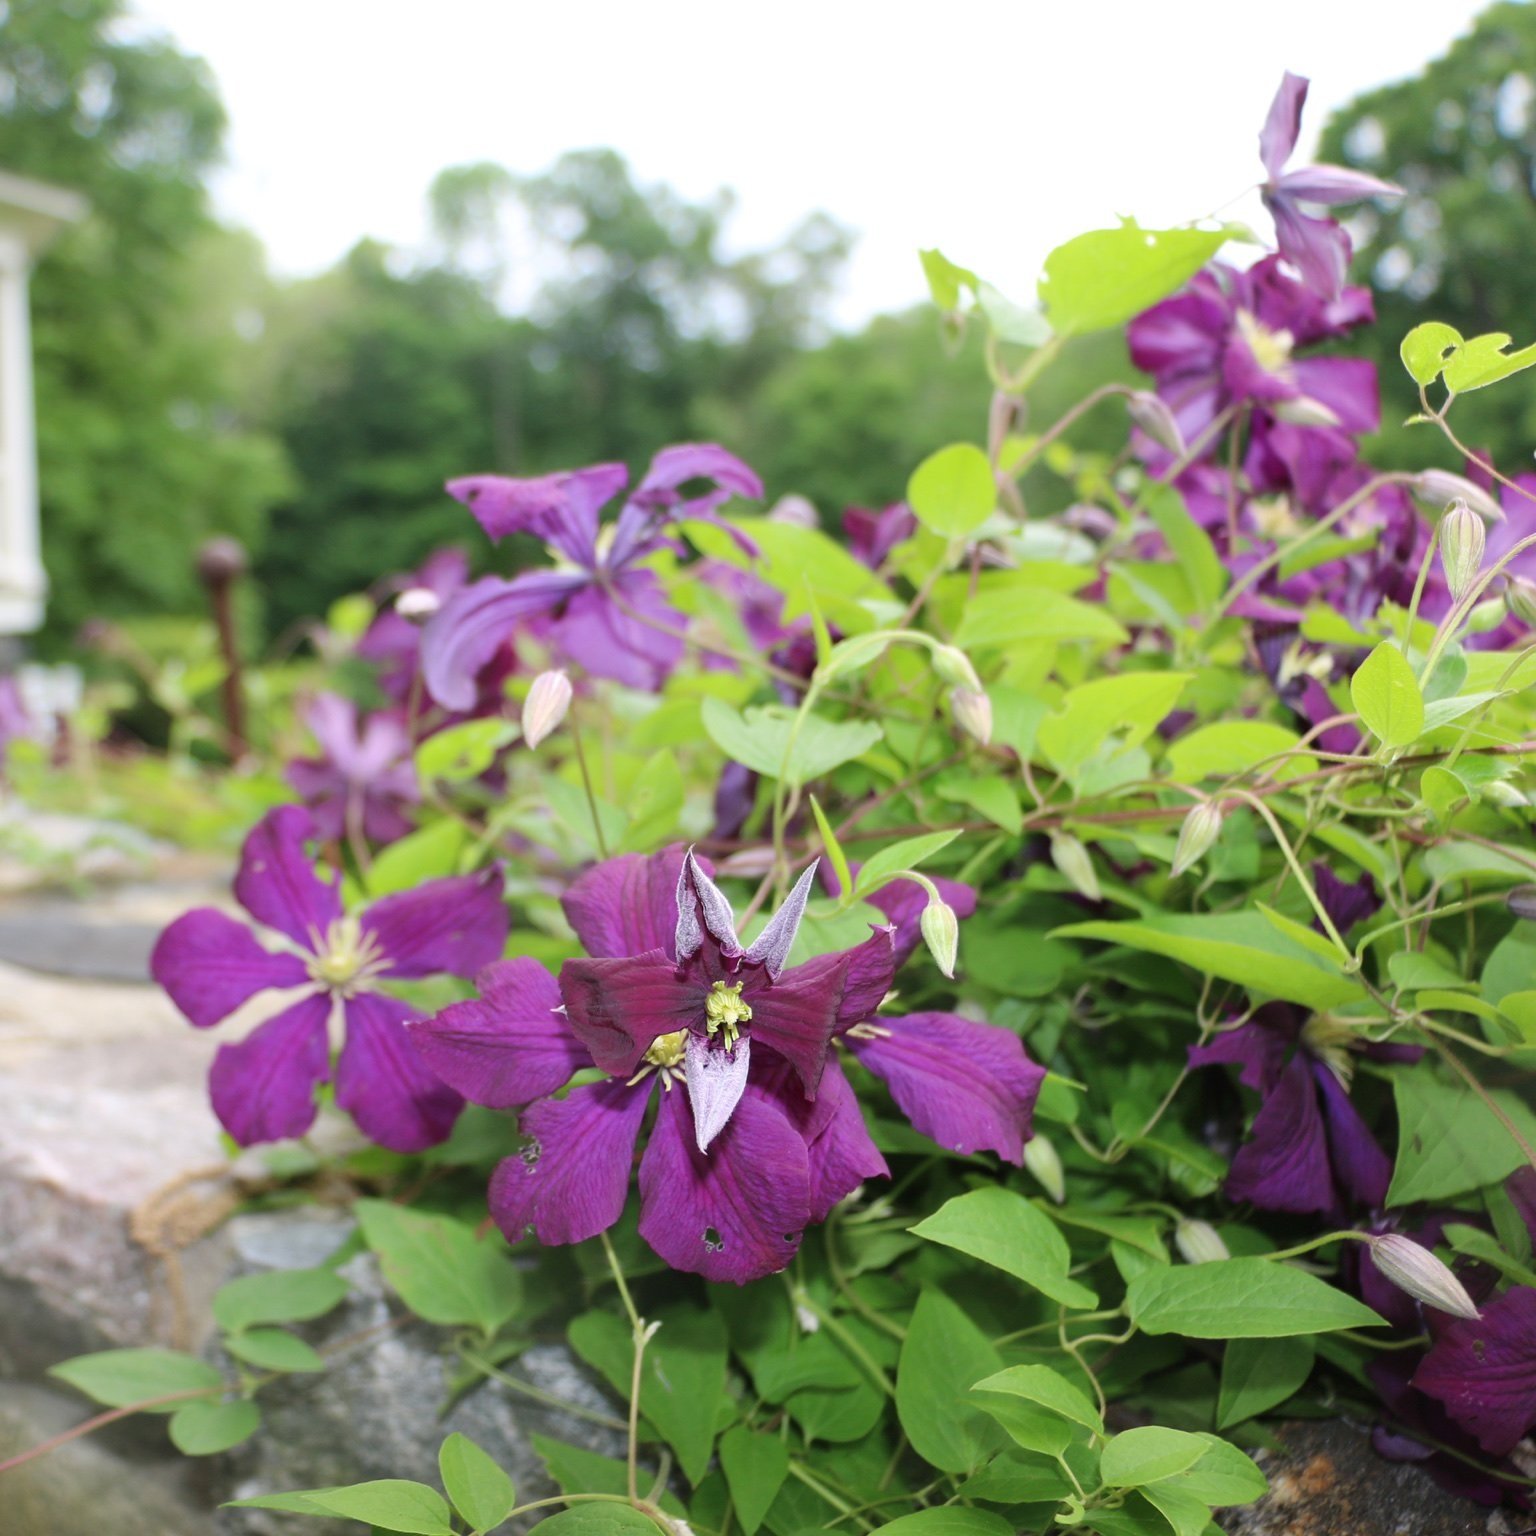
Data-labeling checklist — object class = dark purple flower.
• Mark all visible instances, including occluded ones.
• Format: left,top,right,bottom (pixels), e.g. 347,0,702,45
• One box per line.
423,446,762,705
151,806,507,1151
357,548,472,703
1190,1002,1391,1216
843,503,917,571
1312,862,1379,937
1258,71,1401,301
411,847,893,1283
285,694,420,848
1414,1286,1536,1458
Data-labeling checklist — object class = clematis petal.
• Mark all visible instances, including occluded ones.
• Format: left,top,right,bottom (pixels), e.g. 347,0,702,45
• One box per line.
335,992,463,1153
635,442,764,506
233,806,343,950
1189,1015,1292,1094
777,925,898,1037
422,571,586,711
638,1085,810,1284
151,907,311,1027
684,1032,750,1151
1311,862,1380,937
551,573,686,692
489,1078,652,1247
1223,1050,1337,1214
845,1012,1043,1162
1259,70,1308,180
1266,193,1353,302
560,950,704,1077
363,866,507,978
1313,1060,1392,1208
408,958,584,1108
1414,1286,1536,1457
763,1052,888,1221
208,991,332,1146
1289,357,1380,435
1275,164,1402,206
742,860,819,979
562,846,692,960
447,463,627,566
676,847,741,962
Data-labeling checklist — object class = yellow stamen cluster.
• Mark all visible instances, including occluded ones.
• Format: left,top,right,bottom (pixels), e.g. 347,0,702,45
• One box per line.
644,1030,689,1070
1235,309,1295,374
705,980,753,1049
1302,1014,1358,1089
305,917,388,996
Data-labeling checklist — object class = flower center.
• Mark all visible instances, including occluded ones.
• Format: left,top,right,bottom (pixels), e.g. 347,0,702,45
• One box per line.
704,980,753,1048
644,1030,689,1069
1302,1014,1356,1089
1235,309,1295,374
306,916,388,996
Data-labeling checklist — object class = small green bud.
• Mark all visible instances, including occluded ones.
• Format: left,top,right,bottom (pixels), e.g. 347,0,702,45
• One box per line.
1467,594,1508,633
1022,1134,1066,1204
1125,391,1184,456
1174,1219,1229,1265
1439,499,1485,601
1507,575,1536,629
931,643,981,691
521,670,573,750
1369,1233,1480,1320
919,897,959,980
1049,832,1101,903
950,686,992,746
1170,800,1223,878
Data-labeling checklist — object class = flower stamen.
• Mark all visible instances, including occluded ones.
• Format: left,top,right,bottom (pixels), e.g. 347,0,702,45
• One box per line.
704,980,752,1049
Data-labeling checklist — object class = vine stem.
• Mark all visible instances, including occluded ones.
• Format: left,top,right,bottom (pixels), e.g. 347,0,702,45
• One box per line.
600,1229,656,1508
568,708,610,859
0,1390,215,1477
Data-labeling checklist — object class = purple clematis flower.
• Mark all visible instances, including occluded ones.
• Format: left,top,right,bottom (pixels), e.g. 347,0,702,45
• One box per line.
843,503,917,571
423,445,762,705
1413,1286,1536,1458
285,694,420,848
357,548,472,704
411,846,895,1283
151,806,507,1151
1258,71,1401,300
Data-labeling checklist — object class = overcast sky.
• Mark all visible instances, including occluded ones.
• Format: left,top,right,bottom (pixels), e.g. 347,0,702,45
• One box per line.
126,0,1488,327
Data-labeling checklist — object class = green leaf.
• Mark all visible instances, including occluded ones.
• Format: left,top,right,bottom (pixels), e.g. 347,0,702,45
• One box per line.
1442,330,1536,393
354,1201,521,1337
954,586,1128,650
1053,911,1360,1011
934,772,1023,835
1038,221,1229,335
213,1267,349,1334
531,1509,663,1536
415,719,518,784
49,1348,223,1411
971,1364,1103,1434
896,1289,1005,1474
1216,1337,1314,1429
367,820,469,897
1164,721,1315,783
1137,1481,1213,1536
227,1481,456,1533
809,795,852,899
1126,1258,1383,1338
617,749,683,851
167,1398,261,1455
1351,642,1424,749
718,1426,789,1536
959,1453,1074,1505
977,282,1053,346
1173,1436,1267,1505
223,1328,325,1373
440,1433,515,1534
874,1510,1015,1536
909,1187,1099,1308
699,698,882,785
1037,672,1192,777
1100,1426,1209,1487
1143,484,1225,611
907,444,996,538
919,248,978,310
853,830,961,895
1400,322,1463,386
530,1436,686,1519
1387,1062,1536,1204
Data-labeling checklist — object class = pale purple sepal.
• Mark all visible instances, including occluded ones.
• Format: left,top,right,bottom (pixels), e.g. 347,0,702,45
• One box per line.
684,1031,750,1152
676,847,740,962
742,859,819,979
1276,164,1402,205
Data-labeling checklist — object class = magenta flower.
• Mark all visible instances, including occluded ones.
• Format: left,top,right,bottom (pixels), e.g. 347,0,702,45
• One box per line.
1258,71,1401,300
357,547,472,704
843,503,916,571
1413,1287,1536,1458
423,445,761,706
284,694,420,848
412,847,895,1283
151,807,507,1151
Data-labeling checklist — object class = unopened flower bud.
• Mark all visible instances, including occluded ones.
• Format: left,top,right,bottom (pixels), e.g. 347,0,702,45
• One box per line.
1482,778,1528,809
1414,470,1504,524
931,644,982,691
521,670,572,750
1171,800,1223,878
1507,576,1536,629
1467,595,1508,633
1125,391,1184,456
1175,1219,1229,1265
919,897,959,980
950,686,992,746
1270,395,1341,428
769,493,819,529
395,586,441,621
1439,500,1486,601
1369,1233,1481,1320
1050,832,1101,903
1023,1134,1066,1204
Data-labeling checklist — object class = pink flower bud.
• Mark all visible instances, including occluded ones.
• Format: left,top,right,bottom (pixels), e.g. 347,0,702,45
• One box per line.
1369,1234,1480,1320
521,670,572,750
1414,470,1503,524
1126,392,1184,456
931,644,981,691
395,586,441,621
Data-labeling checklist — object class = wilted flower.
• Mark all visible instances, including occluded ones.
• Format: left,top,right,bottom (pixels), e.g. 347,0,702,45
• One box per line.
1171,800,1223,878
151,807,507,1150
1439,500,1487,601
1369,1234,1481,1321
1175,1219,1230,1265
521,670,573,750
425,445,761,704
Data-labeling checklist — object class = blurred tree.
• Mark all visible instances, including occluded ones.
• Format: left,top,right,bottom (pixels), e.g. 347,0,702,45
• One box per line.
0,0,288,645
1321,0,1536,471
